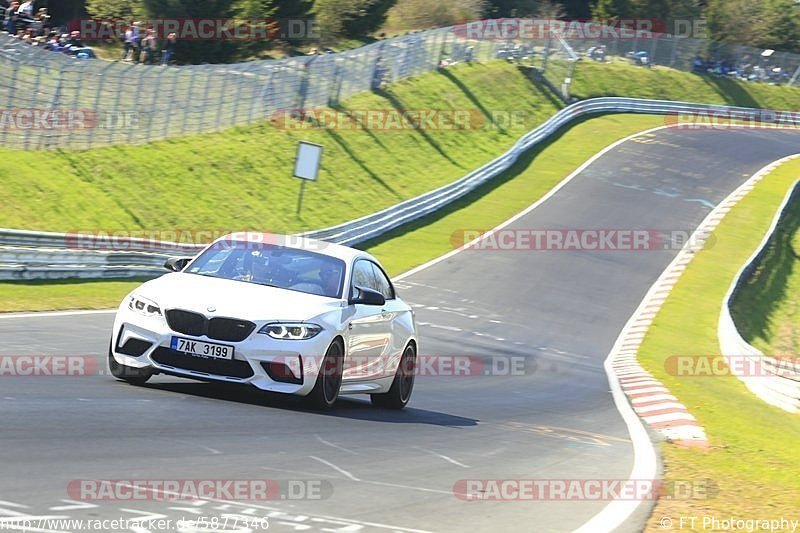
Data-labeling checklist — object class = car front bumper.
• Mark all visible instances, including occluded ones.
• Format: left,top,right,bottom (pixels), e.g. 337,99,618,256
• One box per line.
111,305,336,395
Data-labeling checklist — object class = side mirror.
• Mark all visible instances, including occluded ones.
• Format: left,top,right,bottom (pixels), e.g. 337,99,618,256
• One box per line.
349,286,386,306
164,257,191,272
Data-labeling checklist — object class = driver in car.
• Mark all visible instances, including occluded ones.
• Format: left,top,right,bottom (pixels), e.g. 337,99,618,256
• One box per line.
319,264,342,297
250,255,272,284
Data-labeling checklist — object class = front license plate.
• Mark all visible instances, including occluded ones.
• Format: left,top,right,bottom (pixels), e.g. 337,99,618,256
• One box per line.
170,337,234,360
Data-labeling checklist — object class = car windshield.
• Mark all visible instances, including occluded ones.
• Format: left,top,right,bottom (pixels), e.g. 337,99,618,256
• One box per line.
185,241,346,299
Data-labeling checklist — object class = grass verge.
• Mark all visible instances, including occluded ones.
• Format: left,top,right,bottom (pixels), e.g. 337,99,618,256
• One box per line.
0,278,151,313
637,158,800,528
0,113,665,312
0,61,558,233
571,60,800,110
3,60,800,235
731,186,800,355
4,59,800,312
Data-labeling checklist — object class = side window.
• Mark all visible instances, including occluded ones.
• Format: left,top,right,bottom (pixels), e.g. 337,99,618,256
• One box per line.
351,260,378,294
369,262,395,300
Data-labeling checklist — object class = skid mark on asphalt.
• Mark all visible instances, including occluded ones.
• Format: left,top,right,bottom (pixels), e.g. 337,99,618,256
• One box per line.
48,501,97,512
684,198,716,208
261,467,453,498
599,175,717,210
314,435,359,455
412,446,470,468
309,456,360,482
493,422,631,447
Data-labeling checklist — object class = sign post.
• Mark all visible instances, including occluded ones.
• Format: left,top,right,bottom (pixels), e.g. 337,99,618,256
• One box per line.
293,141,323,216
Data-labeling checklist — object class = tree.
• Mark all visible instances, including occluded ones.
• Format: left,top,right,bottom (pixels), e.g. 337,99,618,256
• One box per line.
484,0,539,17
755,0,800,51
385,0,486,32
484,0,591,18
705,0,800,53
85,0,144,19
315,0,398,40
342,0,396,37
591,0,633,19
534,0,566,18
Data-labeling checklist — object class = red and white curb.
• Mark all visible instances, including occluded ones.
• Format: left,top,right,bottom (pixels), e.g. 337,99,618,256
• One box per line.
607,152,800,447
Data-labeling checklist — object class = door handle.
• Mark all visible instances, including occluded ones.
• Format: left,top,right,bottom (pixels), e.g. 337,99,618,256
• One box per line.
381,309,391,318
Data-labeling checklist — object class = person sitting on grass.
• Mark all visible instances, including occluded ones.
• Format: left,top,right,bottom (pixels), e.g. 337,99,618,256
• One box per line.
64,30,95,58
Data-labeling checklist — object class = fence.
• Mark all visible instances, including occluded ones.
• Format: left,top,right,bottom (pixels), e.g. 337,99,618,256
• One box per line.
555,25,800,86
0,27,508,150
2,19,798,151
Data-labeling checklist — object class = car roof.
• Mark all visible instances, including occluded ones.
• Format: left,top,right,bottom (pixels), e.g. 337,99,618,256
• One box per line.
215,232,372,264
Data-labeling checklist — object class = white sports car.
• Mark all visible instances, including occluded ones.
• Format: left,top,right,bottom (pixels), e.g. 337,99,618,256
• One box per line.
109,233,419,409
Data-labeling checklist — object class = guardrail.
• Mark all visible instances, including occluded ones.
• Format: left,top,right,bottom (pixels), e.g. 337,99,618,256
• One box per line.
718,178,800,413
0,228,205,280
2,96,798,280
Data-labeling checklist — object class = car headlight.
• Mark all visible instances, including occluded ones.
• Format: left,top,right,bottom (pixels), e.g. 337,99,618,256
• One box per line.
258,323,322,340
128,294,162,317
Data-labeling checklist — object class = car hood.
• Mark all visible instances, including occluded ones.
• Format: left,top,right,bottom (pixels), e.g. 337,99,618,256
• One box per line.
136,273,343,321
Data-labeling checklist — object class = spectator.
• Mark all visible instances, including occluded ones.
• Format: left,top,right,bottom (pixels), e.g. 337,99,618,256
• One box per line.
139,28,156,64
61,30,95,58
122,25,135,61
67,30,83,48
35,7,48,33
161,31,176,66
691,54,705,74
44,31,60,51
5,1,19,35
130,21,141,62
28,9,42,35
16,0,32,28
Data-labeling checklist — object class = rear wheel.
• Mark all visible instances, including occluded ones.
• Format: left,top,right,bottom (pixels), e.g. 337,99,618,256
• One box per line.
108,345,154,386
307,339,344,410
371,343,416,409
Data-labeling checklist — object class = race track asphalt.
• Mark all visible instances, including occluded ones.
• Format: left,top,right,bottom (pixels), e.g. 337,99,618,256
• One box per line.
1,126,799,533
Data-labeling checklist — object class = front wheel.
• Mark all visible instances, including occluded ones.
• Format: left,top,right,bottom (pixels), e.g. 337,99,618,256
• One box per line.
371,343,416,409
307,339,344,410
108,345,154,386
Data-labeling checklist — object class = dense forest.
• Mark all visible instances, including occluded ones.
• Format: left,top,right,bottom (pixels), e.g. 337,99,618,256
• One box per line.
37,0,800,61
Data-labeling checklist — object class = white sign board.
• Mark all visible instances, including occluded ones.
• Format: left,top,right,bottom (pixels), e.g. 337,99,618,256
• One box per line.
293,141,323,181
